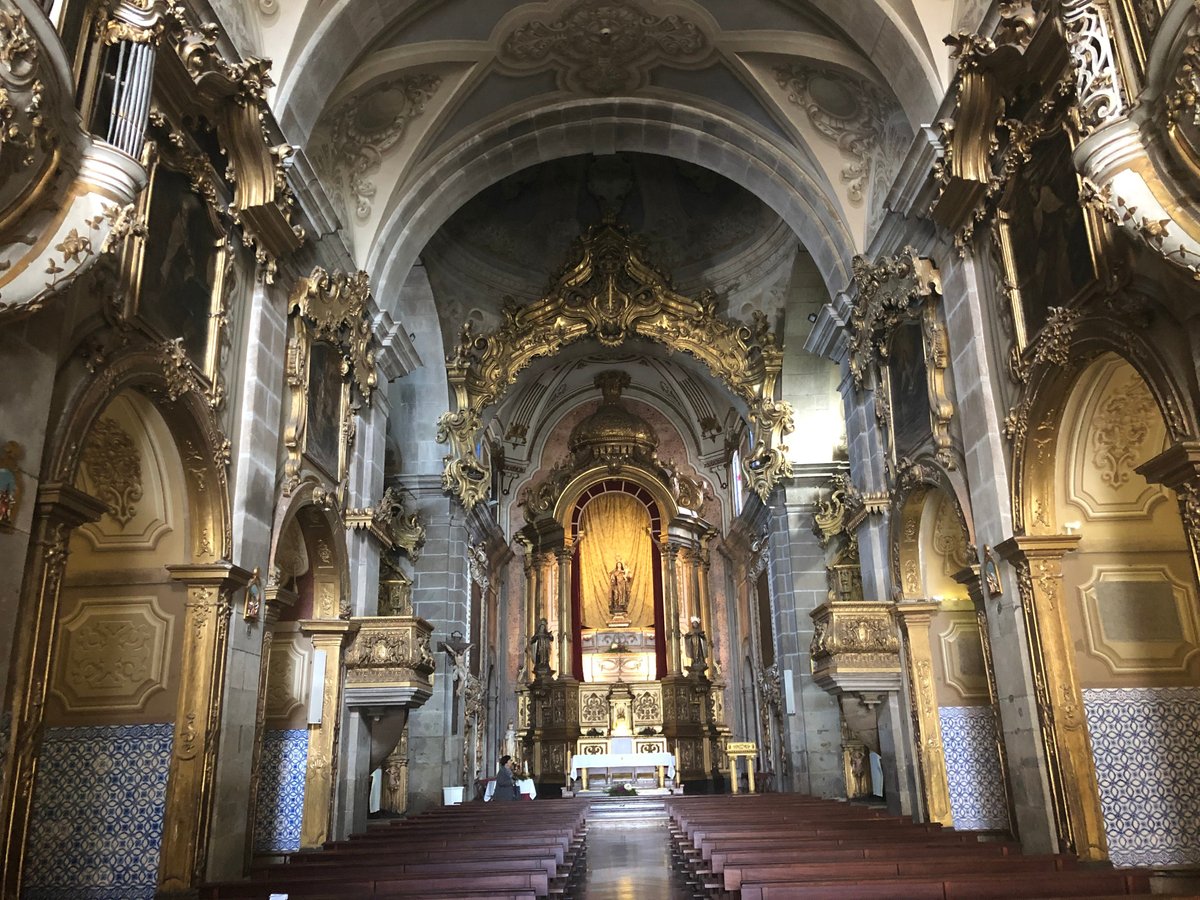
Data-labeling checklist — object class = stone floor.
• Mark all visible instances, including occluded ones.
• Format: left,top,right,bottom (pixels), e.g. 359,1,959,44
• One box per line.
582,816,693,899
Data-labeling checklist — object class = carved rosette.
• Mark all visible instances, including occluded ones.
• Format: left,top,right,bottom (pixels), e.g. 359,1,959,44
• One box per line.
439,220,793,509
810,601,902,692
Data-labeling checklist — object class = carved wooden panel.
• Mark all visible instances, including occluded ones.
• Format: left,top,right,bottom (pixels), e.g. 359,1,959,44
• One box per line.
937,614,989,701
51,597,173,713
1079,565,1200,675
265,633,310,722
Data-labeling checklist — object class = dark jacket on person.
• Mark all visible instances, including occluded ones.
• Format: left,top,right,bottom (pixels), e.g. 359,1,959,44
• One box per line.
494,764,517,801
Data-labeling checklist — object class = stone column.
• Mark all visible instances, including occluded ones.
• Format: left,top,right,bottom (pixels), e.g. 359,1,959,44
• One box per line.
0,484,107,897
954,564,1016,835
298,620,358,849
159,561,253,895
893,602,953,826
997,535,1106,860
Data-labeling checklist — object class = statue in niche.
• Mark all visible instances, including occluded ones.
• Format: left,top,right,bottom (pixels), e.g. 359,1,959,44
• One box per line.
530,618,554,677
685,616,708,676
608,557,632,623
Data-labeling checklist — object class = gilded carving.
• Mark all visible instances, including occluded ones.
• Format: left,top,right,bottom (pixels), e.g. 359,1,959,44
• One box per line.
80,418,143,527
344,618,436,687
53,598,172,712
290,266,378,404
314,73,441,220
378,555,413,617
848,249,941,391
439,221,792,508
499,0,710,95
346,487,426,558
774,65,890,202
1091,374,1156,488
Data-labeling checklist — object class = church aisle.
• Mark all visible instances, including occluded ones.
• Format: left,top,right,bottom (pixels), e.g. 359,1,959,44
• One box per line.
583,817,694,900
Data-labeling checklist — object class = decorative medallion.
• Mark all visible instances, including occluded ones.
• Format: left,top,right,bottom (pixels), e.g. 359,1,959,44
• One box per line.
80,418,143,528
774,64,890,202
499,0,711,95
314,73,441,220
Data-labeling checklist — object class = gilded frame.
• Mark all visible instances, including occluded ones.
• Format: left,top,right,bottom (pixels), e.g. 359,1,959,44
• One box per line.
121,142,234,408
992,129,1103,371
876,298,955,473
282,315,355,498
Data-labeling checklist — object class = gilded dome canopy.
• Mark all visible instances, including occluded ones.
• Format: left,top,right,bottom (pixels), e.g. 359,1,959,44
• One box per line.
569,371,658,463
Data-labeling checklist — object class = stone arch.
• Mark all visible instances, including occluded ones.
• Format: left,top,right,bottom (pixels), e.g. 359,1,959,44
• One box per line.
1012,319,1197,538
891,459,975,603
1016,349,1200,867
367,97,859,320
272,0,942,140
3,345,234,895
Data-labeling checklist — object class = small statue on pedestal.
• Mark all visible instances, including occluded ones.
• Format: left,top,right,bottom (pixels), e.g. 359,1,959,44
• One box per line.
530,617,554,678
685,616,708,677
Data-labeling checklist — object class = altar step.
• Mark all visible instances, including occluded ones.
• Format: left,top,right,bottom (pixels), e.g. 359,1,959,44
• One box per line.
585,793,669,826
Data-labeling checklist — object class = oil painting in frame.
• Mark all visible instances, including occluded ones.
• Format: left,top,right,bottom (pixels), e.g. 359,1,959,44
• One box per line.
996,130,1096,351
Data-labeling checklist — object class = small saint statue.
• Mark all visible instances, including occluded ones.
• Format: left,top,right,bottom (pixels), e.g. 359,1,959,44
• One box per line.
608,557,632,623
530,617,554,677
684,616,708,677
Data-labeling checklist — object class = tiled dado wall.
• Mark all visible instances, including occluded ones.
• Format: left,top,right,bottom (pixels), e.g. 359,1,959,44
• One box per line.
253,729,309,853
938,706,1009,831
24,723,173,900
1084,686,1200,868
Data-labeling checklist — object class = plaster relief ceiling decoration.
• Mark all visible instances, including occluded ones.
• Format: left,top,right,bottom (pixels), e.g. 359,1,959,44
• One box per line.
423,152,794,349
312,73,442,220
497,0,715,95
774,63,894,202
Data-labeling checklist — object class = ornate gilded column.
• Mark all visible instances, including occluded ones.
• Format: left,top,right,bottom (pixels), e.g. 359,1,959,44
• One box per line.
664,543,683,674
1,484,108,898
996,535,1106,860
1137,442,1200,590
954,564,1016,835
556,548,573,679
892,602,953,826
298,620,358,849
159,561,252,894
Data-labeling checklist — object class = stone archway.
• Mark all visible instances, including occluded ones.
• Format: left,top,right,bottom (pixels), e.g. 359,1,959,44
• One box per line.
1,346,237,897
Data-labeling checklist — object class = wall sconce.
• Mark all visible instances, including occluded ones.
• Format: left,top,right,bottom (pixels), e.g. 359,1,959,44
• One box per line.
1063,521,1082,535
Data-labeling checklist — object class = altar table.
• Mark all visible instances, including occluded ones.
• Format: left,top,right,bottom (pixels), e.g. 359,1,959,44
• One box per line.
569,752,676,789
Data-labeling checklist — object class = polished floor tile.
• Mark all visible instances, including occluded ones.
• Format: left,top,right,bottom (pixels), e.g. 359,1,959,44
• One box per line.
583,818,693,899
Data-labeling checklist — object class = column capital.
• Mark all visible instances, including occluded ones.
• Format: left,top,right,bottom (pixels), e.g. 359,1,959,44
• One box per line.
299,619,360,640
891,600,942,628
1136,440,1200,490
952,564,985,605
35,482,109,529
996,533,1081,562
167,561,254,589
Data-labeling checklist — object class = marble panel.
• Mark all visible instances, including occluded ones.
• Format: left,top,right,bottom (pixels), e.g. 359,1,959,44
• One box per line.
1084,687,1200,867
938,706,1009,831
24,723,173,900
253,728,309,853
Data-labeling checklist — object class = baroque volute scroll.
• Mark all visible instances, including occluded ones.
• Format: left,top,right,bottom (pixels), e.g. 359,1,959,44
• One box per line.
158,4,304,279
439,219,793,509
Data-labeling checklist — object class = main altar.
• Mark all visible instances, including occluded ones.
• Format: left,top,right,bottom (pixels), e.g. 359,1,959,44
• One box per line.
513,369,728,792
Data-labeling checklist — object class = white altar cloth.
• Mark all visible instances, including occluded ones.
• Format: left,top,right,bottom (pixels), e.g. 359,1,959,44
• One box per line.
484,777,537,801
569,752,676,780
